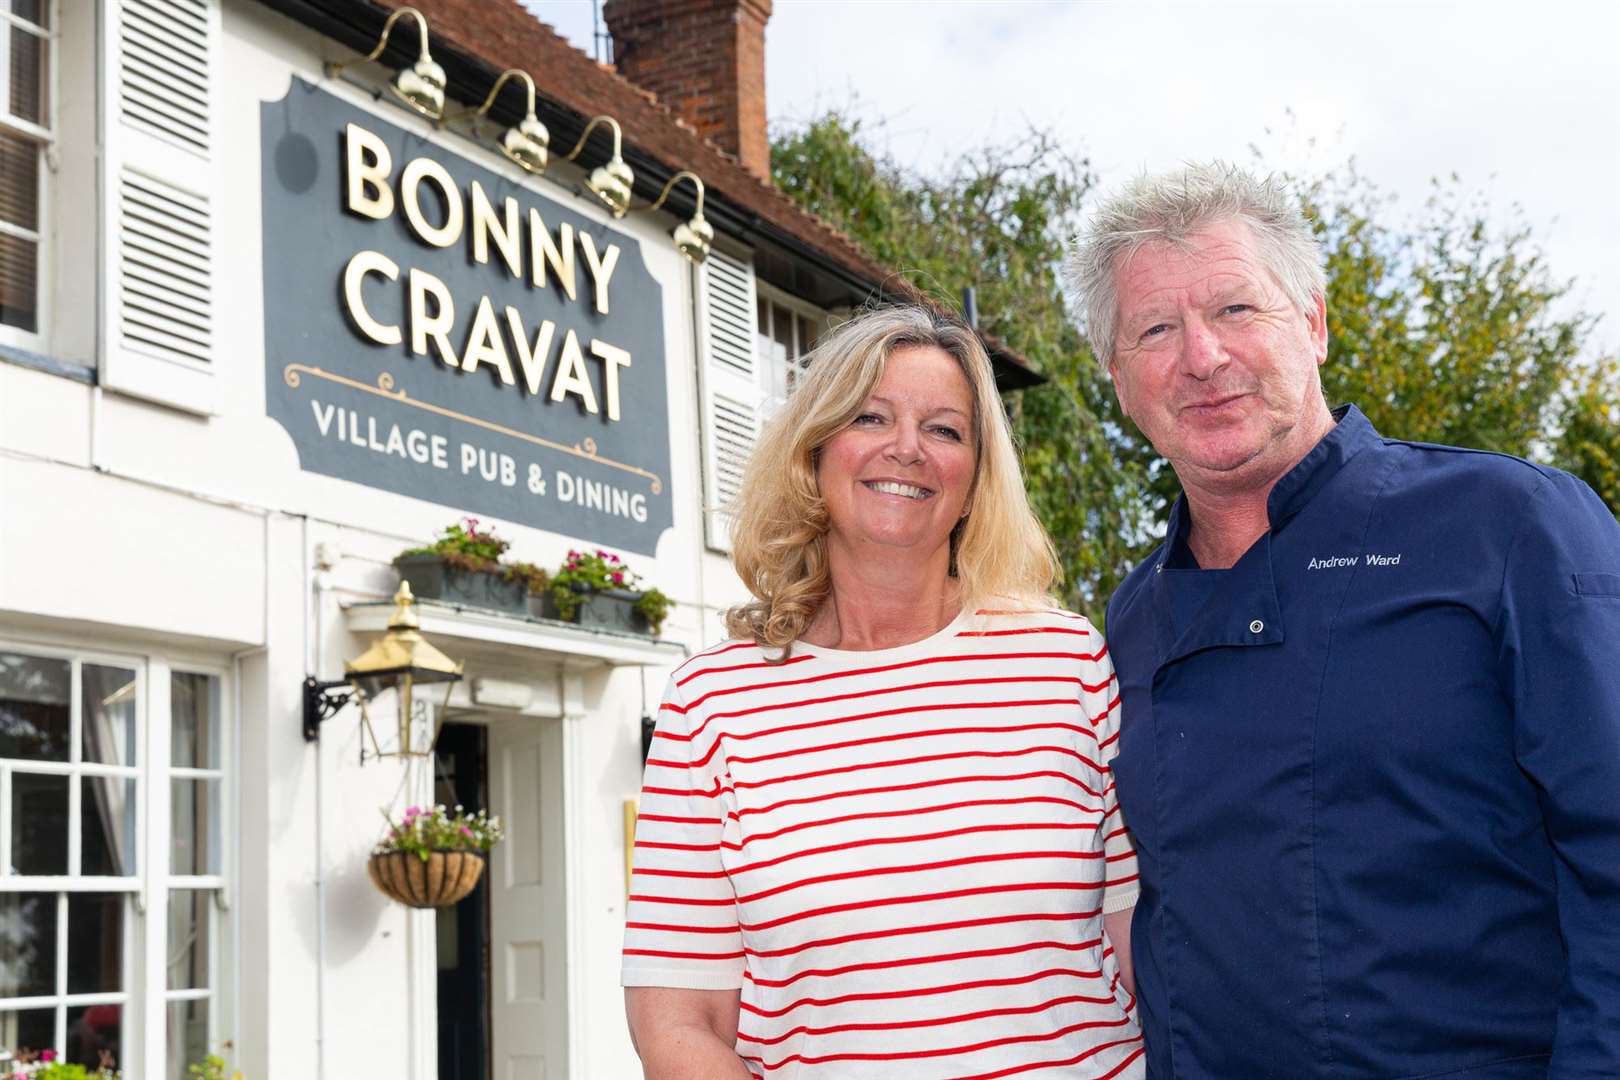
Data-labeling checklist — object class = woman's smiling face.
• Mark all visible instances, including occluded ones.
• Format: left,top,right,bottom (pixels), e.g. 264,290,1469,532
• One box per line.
816,344,978,561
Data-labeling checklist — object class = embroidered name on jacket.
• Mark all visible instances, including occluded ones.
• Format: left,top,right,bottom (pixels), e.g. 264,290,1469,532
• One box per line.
1307,553,1402,569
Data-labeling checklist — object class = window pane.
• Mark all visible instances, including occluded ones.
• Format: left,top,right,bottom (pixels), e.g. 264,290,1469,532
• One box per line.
166,889,210,990
0,131,39,229
798,314,818,356
170,673,218,770
81,777,136,877
170,779,217,876
771,303,794,359
754,295,771,367
11,772,67,875
7,1,48,30
0,231,38,333
0,652,69,761
66,893,122,994
8,26,47,126
0,892,56,997
166,998,209,1080
83,665,138,768
65,1003,121,1071
0,1007,54,1059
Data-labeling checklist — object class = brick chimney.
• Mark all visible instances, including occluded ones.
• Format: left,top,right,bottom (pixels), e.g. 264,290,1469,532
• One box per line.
602,0,773,182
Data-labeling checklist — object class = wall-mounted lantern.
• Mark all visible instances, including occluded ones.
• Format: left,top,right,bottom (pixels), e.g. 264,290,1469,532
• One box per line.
647,170,713,265
304,581,464,760
564,115,634,218
324,6,446,120
442,68,550,175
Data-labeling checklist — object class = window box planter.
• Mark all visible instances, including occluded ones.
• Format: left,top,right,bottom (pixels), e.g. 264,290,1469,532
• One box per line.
393,553,527,615
367,849,486,908
538,585,652,635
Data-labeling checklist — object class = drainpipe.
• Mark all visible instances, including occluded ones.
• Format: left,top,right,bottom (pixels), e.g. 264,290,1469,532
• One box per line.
303,516,328,1080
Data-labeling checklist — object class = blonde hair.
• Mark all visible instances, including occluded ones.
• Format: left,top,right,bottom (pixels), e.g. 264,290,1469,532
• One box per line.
724,305,1059,650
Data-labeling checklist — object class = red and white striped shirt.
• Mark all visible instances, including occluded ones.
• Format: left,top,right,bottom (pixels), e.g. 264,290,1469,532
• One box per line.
623,607,1143,1079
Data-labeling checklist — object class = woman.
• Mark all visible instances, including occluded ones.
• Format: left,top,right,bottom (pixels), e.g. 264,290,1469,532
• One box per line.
623,306,1142,1079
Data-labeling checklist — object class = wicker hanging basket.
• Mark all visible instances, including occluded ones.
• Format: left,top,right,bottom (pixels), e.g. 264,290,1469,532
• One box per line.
367,849,487,908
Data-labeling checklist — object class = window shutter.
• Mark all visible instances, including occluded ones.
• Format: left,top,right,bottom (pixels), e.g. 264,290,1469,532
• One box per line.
696,247,761,552
97,0,219,414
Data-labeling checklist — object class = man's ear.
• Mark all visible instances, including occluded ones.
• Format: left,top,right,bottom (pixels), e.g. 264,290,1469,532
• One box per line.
1108,361,1132,418
1308,293,1329,365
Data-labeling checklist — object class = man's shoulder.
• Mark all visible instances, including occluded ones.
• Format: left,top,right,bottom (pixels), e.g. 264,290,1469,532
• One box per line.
1375,435,1569,507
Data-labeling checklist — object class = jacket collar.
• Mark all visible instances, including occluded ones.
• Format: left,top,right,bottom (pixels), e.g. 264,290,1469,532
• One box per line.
1159,404,1381,569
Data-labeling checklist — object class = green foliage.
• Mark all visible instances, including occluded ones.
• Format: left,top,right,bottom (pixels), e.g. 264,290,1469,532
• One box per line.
772,111,1617,606
375,803,505,861
186,1056,242,1080
1555,357,1620,514
772,111,1155,612
398,516,510,574
1,1049,119,1079
549,549,673,634
1309,167,1596,455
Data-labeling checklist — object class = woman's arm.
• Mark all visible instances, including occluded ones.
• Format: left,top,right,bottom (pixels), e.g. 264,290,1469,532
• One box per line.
625,986,753,1080
1104,904,1136,998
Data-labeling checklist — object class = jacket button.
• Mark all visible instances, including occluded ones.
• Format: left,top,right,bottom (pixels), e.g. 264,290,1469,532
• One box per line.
1249,619,1265,634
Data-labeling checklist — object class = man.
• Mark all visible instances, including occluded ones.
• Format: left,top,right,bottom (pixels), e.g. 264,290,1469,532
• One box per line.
1065,163,1620,1078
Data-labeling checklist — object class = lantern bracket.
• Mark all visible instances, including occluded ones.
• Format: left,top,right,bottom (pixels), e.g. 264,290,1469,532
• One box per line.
303,676,359,743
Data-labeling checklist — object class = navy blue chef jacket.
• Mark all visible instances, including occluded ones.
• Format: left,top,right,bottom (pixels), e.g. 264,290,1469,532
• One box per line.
1106,406,1620,1078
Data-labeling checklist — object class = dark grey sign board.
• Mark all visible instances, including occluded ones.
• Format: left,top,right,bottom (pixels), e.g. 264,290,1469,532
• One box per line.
261,79,673,554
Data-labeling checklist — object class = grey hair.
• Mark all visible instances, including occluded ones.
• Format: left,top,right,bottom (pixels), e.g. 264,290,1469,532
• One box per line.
1063,162,1326,370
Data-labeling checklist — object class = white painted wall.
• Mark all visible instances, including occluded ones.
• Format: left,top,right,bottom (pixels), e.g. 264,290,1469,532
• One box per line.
0,2,774,1077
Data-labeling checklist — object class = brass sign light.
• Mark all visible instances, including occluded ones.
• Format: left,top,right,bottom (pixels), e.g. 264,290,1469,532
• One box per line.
564,115,635,218
325,6,447,120
442,68,551,176
646,170,714,265
304,581,464,760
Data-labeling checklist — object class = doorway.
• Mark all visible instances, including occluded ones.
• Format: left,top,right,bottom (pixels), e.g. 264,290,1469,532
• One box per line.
435,721,491,1080
433,713,570,1078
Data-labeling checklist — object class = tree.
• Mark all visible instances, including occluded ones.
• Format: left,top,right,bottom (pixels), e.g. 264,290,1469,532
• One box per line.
1555,357,1620,514
773,111,1155,613
769,112,1619,612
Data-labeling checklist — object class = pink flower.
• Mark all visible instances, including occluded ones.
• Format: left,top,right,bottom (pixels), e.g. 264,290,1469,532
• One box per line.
460,825,474,838
612,571,624,585
41,1050,57,1063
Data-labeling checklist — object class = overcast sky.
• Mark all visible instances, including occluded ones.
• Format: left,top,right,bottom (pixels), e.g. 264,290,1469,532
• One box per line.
529,0,1619,357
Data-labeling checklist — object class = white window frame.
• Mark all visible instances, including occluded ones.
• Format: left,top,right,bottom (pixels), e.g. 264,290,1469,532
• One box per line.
0,0,58,353
753,281,829,419
0,637,234,1079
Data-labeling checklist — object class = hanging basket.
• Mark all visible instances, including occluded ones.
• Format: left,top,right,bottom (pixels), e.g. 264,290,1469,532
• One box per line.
367,849,487,908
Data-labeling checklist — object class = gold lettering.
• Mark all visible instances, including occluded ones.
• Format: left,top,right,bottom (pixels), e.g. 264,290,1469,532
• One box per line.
400,157,464,248
408,268,459,368
549,328,598,414
344,123,393,220
589,339,632,422
341,250,401,345
527,210,576,301
461,296,516,385
578,231,621,315
506,308,556,397
470,181,522,279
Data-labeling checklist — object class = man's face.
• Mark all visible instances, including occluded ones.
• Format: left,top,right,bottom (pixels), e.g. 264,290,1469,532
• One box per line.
1108,219,1330,499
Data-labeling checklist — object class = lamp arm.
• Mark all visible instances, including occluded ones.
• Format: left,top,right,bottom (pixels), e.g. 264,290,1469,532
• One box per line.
645,170,706,217
564,114,624,163
442,68,536,127
359,6,432,65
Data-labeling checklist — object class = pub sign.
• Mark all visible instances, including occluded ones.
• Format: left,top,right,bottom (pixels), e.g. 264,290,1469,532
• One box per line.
261,79,673,554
